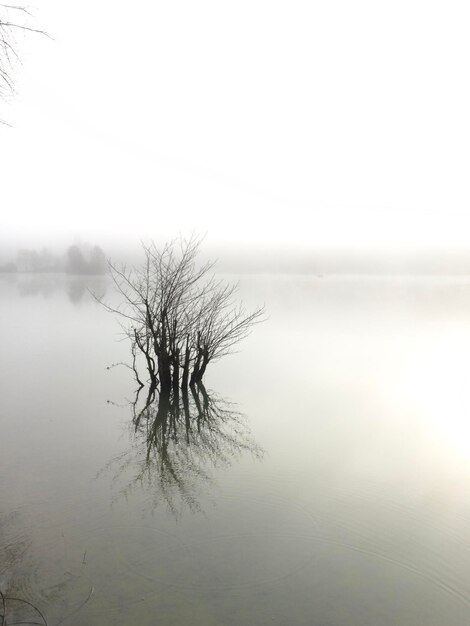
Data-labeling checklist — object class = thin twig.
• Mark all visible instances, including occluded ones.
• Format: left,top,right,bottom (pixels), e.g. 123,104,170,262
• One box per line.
54,586,94,626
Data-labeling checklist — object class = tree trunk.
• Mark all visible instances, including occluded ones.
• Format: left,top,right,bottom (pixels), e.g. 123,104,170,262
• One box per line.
134,330,157,388
197,381,210,410
155,387,171,428
182,387,191,444
191,348,209,385
181,339,191,389
190,344,203,385
172,347,180,399
190,332,202,385
190,383,203,429
197,349,210,382
158,350,172,395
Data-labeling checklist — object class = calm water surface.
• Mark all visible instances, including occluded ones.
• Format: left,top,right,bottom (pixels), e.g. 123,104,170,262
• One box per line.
2,273,470,625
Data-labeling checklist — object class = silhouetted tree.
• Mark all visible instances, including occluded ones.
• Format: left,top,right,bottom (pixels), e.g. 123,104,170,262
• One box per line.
66,245,87,274
16,248,41,272
0,261,16,272
66,244,107,275
89,245,106,275
38,247,57,272
98,236,265,398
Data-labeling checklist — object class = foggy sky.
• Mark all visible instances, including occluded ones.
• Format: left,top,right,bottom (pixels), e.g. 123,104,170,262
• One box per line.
1,0,470,260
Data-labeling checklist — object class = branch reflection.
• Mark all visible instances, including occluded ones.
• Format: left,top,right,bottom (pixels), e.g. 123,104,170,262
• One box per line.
105,383,264,517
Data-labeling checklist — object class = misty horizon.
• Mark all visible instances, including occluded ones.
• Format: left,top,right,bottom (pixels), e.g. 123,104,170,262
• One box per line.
3,237,470,275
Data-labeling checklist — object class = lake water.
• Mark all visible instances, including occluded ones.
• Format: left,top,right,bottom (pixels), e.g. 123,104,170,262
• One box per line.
2,273,470,625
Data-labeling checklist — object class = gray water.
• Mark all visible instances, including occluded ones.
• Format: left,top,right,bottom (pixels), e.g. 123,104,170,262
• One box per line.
2,273,470,625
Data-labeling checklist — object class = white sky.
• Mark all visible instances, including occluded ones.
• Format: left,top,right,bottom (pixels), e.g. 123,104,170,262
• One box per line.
1,0,470,252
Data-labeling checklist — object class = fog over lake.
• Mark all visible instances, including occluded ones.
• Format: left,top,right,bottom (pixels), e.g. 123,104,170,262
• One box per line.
2,272,470,625
2,0,470,622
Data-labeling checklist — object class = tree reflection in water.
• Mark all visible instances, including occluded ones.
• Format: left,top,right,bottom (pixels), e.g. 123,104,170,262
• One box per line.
103,383,263,517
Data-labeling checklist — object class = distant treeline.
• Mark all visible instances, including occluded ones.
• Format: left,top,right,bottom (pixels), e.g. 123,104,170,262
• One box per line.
0,244,107,275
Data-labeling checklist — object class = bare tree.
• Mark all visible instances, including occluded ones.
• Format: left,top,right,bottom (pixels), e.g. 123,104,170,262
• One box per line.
98,236,265,398
0,4,47,116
